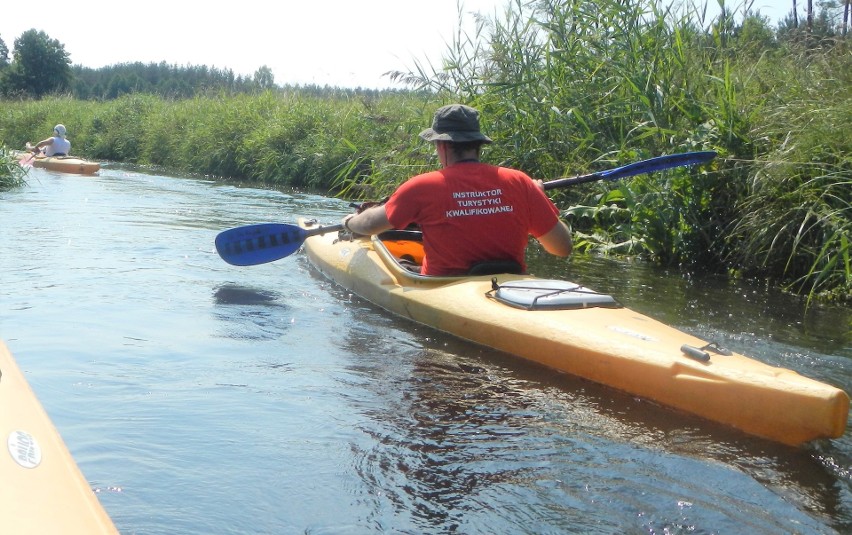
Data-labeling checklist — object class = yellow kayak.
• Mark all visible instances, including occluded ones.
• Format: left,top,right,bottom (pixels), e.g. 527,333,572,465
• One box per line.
33,155,100,174
299,219,849,446
14,150,100,174
0,340,118,534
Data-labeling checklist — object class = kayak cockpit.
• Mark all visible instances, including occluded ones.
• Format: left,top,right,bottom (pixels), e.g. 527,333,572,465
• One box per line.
372,230,619,310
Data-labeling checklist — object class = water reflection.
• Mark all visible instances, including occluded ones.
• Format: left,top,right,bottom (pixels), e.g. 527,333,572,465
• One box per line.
328,291,846,533
211,283,291,341
213,283,281,306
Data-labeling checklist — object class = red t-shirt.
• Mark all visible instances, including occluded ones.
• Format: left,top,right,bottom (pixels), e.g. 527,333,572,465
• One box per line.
384,162,560,276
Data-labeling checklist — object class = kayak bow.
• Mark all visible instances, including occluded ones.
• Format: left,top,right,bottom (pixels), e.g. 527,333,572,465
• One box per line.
0,340,118,534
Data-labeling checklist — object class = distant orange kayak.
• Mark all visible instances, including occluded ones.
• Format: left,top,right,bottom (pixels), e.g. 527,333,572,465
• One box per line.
15,150,100,175
0,340,118,534
33,155,100,174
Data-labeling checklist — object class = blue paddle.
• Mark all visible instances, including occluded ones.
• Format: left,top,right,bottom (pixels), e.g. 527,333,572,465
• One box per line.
215,222,344,266
215,150,717,266
542,150,717,190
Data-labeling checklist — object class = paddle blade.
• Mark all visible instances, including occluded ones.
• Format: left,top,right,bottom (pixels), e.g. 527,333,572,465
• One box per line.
544,151,717,190
18,152,35,168
215,223,307,266
598,150,717,181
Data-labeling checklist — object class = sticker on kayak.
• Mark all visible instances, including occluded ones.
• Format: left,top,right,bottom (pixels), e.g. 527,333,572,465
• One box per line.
608,325,658,342
487,279,621,310
7,430,42,469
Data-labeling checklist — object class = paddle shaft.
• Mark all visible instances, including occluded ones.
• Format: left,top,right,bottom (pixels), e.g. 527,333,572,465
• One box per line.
305,223,344,238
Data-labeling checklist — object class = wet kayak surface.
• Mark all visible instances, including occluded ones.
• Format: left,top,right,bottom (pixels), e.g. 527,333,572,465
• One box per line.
1,166,850,534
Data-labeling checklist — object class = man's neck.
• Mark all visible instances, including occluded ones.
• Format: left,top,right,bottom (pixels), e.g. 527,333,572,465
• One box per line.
445,150,480,166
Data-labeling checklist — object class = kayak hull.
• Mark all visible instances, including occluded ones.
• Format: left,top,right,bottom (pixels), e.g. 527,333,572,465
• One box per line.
0,341,118,534
299,219,849,446
32,155,100,174
14,150,100,174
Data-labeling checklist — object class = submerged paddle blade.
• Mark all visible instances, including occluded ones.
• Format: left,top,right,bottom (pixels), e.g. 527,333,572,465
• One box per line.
215,223,308,266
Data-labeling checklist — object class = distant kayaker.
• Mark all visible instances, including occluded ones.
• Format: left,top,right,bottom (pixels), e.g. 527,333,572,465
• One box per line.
341,104,573,276
27,124,71,157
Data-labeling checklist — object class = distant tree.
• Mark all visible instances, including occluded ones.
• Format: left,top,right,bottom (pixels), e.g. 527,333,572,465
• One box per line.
71,76,93,100
778,1,846,42
778,9,804,41
0,36,9,95
0,36,9,68
104,73,150,99
735,13,777,55
808,0,815,29
105,74,133,99
254,65,275,90
3,29,71,97
812,2,841,37
158,77,194,99
818,0,852,34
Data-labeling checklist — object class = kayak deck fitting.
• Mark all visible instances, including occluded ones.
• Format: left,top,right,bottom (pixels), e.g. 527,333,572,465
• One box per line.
299,218,849,446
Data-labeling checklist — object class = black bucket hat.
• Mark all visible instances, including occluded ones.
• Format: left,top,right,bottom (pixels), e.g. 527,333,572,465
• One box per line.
419,104,493,144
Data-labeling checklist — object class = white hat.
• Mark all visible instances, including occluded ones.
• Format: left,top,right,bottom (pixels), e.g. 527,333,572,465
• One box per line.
54,124,66,137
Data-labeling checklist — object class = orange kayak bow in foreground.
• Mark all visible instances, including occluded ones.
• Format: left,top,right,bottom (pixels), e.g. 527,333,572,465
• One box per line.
0,340,117,534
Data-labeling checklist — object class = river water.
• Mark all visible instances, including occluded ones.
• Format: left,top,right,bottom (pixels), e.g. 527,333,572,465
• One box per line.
1,165,850,534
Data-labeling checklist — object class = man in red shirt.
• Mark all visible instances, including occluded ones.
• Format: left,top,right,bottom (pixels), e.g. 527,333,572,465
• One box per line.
342,104,573,276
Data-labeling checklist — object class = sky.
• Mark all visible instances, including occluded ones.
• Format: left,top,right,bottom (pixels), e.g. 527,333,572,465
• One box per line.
0,0,794,90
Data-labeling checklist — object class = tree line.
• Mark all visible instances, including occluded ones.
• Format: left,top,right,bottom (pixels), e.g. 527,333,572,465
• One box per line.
2,1,847,102
789,0,851,32
0,29,399,100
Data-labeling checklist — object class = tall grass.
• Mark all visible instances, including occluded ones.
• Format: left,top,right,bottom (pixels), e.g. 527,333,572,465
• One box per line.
389,0,849,301
0,92,440,190
726,40,852,302
0,148,28,189
391,0,750,263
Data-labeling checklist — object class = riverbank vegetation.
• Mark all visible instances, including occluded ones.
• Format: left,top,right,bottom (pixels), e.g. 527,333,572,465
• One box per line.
1,0,849,302
0,148,27,189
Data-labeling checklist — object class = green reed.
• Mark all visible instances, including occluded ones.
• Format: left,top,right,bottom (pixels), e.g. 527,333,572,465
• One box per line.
395,0,849,301
725,41,852,302
0,148,28,189
0,92,438,191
